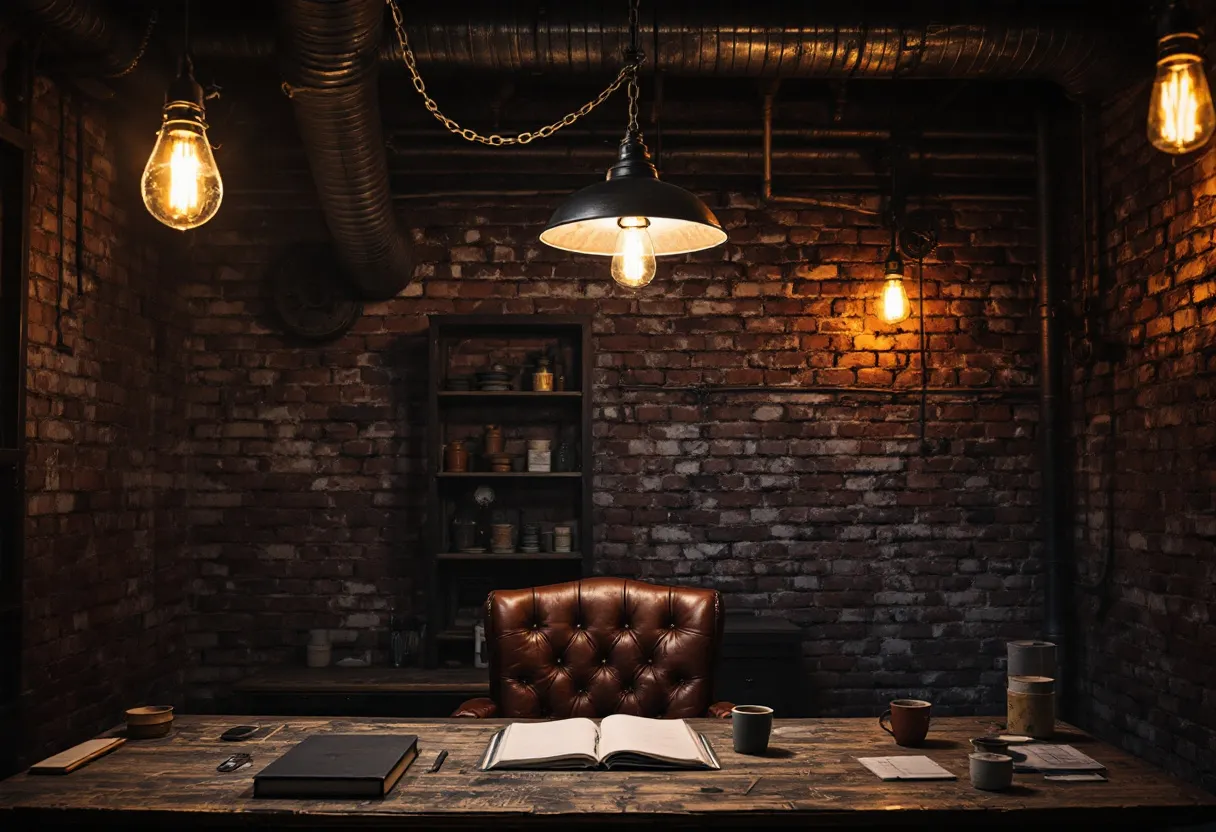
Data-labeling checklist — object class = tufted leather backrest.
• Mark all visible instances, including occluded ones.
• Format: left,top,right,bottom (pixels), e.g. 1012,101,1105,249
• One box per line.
484,577,725,719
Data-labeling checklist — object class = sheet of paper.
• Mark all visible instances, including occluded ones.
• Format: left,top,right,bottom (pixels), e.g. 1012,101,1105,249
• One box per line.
1045,772,1108,782
858,756,957,780
1015,744,1105,772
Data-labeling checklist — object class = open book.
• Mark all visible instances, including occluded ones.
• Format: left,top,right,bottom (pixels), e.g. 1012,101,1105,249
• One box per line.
479,714,720,771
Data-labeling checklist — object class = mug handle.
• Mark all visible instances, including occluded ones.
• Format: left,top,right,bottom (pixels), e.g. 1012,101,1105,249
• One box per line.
879,710,894,736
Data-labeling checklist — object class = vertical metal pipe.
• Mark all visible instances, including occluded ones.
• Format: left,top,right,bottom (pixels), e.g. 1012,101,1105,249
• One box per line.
1036,107,1067,712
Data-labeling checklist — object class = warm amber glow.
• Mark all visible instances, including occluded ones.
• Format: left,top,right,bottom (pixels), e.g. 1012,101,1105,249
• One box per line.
880,276,911,324
141,123,223,230
1148,55,1216,155
610,217,657,288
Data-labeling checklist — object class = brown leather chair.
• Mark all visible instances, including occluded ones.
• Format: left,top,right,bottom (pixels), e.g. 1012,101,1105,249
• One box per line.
453,577,734,719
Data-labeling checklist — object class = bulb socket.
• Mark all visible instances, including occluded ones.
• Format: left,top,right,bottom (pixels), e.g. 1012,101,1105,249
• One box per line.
883,248,904,279
1158,1,1203,62
605,132,659,182
164,54,206,120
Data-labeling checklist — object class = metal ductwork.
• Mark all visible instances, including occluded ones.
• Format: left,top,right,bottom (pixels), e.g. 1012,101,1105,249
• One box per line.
193,2,1137,96
277,0,413,300
390,2,1130,94
4,0,146,77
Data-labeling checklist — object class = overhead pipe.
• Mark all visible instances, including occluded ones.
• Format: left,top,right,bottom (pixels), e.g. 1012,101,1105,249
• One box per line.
193,2,1134,95
277,0,414,300
4,0,145,77
387,127,1037,143
1036,107,1069,714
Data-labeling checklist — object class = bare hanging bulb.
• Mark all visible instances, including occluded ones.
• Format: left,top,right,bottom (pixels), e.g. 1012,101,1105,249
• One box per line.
141,56,223,230
610,217,657,288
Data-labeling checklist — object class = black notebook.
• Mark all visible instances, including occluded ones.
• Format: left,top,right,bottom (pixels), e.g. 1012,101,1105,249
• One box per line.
254,734,418,799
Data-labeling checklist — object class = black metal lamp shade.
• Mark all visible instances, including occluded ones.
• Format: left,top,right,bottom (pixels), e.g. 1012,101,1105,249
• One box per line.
540,134,727,256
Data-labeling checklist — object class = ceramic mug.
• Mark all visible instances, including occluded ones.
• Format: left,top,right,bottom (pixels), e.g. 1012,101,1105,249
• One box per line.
731,705,774,754
879,699,932,747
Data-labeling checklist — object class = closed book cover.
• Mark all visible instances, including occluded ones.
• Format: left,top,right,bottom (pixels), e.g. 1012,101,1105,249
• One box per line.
254,734,418,799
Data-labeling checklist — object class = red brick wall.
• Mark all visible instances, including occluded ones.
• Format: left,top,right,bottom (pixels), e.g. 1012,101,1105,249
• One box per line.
185,175,1046,713
1071,73,1216,790
19,76,190,763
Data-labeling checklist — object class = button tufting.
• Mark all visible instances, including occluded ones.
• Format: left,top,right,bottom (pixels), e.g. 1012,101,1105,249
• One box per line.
600,658,608,665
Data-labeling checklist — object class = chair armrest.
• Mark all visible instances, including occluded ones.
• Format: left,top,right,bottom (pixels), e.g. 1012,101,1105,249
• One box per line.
708,701,735,719
452,697,499,718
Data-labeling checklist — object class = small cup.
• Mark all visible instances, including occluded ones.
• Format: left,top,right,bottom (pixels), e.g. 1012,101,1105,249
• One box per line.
879,699,932,747
125,705,174,739
307,643,331,668
731,705,774,755
969,752,1014,790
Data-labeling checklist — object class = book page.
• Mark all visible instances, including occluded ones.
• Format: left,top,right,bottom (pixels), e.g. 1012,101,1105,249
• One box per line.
487,718,600,768
597,714,709,766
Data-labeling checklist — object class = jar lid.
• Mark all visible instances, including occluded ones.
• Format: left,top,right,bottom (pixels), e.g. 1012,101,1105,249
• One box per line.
1008,675,1055,693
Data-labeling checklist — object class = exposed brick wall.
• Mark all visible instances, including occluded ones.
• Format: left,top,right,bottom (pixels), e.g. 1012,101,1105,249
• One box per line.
185,154,1046,714
19,76,191,764
1070,69,1216,790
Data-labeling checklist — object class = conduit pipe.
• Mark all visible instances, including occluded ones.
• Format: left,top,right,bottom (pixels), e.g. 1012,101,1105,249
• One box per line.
277,0,414,299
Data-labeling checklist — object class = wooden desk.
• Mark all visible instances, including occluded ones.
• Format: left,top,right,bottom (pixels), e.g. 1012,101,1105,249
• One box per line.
0,716,1212,829
233,667,489,717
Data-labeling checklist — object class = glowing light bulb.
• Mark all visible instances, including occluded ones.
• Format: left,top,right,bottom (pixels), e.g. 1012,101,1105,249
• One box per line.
1148,55,1215,155
610,217,657,289
880,276,911,324
141,122,222,230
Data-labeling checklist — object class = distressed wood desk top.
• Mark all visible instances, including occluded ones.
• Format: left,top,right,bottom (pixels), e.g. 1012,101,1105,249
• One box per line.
0,716,1212,829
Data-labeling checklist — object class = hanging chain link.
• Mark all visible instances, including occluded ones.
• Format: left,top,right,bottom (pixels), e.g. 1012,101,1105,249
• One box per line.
106,10,158,78
384,0,642,146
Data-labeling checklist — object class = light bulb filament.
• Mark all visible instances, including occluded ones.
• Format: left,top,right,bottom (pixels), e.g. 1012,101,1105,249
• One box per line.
168,132,202,215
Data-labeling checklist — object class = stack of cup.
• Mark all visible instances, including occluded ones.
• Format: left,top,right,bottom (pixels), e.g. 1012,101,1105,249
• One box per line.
1005,639,1057,739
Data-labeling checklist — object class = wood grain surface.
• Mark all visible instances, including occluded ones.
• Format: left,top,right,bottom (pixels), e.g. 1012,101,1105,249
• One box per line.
0,716,1212,829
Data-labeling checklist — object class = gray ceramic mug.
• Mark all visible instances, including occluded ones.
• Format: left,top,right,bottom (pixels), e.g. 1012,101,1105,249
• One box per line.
732,705,774,754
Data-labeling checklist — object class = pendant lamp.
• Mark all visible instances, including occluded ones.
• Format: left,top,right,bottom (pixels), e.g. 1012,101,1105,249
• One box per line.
539,2,726,287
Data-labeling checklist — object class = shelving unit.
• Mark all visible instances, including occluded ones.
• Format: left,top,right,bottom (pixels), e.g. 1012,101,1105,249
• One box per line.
424,315,593,667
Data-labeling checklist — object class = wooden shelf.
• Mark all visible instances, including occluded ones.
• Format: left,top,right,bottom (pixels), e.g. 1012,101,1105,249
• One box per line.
437,471,582,478
437,629,475,642
233,666,488,695
436,551,583,561
438,391,581,400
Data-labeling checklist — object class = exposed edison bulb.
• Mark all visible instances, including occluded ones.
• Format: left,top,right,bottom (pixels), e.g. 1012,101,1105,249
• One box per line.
880,276,911,324
610,216,657,289
141,120,223,230
1148,54,1216,155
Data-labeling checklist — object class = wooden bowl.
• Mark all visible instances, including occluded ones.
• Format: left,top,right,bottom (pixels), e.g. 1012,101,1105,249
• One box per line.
126,705,174,739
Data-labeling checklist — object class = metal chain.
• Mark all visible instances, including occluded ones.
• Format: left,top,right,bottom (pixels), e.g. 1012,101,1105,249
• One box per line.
106,10,157,78
385,0,642,146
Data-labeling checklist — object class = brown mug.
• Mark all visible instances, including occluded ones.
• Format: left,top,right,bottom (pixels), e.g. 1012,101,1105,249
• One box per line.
879,699,932,747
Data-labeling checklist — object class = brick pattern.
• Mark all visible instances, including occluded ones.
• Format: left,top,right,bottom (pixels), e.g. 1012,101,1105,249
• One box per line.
185,183,1044,714
1071,70,1216,791
19,77,190,764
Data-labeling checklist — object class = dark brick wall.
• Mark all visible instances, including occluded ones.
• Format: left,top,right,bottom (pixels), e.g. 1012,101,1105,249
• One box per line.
1070,72,1216,790
185,155,1046,713
19,76,191,764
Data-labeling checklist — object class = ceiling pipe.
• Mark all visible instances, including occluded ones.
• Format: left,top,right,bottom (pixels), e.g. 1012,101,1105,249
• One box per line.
3,0,144,77
277,0,414,300
761,83,882,215
192,2,1137,95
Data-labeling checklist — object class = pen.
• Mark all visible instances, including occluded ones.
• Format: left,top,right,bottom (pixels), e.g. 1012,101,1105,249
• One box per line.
429,749,448,772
